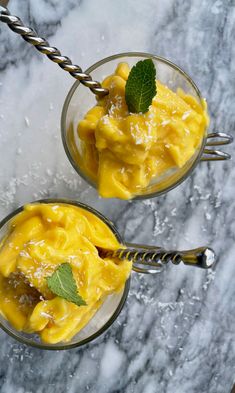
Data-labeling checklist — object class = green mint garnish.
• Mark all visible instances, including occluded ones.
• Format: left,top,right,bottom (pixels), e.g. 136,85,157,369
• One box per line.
125,59,157,114
47,263,86,307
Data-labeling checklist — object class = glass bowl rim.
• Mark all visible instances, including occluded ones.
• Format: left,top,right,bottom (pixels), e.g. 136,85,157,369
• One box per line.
0,198,130,350
61,52,208,199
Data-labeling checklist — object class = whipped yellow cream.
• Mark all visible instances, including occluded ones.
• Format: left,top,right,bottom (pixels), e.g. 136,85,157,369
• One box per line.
0,203,131,343
77,62,209,199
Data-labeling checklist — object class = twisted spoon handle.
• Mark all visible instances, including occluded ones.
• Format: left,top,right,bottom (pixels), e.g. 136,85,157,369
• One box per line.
108,245,215,273
0,6,108,97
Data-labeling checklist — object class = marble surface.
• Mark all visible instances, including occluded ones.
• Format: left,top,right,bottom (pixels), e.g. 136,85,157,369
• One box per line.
0,0,234,392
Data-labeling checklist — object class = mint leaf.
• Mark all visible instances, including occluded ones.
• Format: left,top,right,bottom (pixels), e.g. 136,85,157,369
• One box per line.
47,263,86,307
125,59,157,114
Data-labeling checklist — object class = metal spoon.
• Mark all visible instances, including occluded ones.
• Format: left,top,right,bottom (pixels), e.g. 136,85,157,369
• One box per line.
103,244,215,273
0,4,108,97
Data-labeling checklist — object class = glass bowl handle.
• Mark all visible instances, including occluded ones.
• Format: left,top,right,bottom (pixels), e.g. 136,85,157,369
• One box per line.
0,6,108,97
201,132,233,161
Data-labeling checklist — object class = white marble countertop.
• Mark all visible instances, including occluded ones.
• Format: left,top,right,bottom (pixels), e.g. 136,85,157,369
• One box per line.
0,1,234,392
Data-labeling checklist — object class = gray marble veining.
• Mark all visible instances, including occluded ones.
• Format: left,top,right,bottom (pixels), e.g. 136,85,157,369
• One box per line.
0,0,234,392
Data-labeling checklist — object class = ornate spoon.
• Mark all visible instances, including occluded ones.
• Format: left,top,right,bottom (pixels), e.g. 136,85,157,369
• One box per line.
0,4,108,97
102,244,215,273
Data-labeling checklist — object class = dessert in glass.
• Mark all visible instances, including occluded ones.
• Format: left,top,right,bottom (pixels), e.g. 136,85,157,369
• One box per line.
0,200,131,349
61,53,232,200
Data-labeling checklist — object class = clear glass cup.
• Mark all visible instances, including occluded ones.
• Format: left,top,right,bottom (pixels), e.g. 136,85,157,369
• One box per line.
0,199,130,350
61,52,232,200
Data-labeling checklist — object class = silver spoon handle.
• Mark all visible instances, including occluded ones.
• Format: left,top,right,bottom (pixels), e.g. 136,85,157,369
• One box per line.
109,245,215,273
0,6,108,97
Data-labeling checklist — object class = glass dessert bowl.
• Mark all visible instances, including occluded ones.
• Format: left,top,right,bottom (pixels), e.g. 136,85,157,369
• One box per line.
0,198,215,349
61,52,232,200
0,199,130,350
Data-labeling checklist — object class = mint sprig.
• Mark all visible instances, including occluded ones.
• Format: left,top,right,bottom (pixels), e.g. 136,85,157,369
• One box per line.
47,263,86,307
125,59,157,114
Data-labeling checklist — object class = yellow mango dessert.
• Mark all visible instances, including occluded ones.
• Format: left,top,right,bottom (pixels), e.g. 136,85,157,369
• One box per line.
0,203,131,344
77,62,209,199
